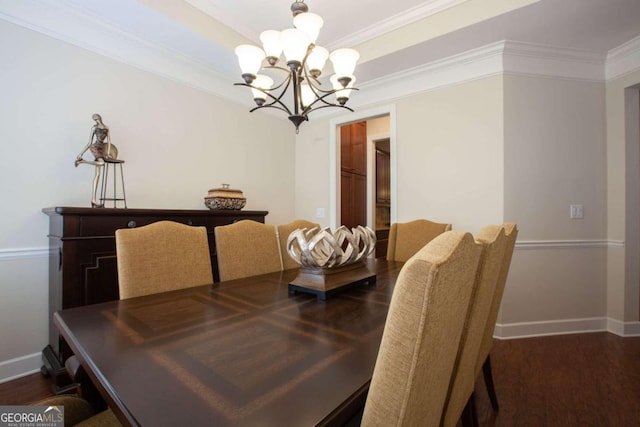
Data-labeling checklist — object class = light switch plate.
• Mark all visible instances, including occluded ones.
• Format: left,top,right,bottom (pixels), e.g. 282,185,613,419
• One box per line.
570,204,584,219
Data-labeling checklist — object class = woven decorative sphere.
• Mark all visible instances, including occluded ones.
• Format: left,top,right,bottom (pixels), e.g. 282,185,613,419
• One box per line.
286,225,376,270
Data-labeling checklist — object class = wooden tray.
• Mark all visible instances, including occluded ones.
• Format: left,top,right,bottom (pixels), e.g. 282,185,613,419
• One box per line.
288,261,376,301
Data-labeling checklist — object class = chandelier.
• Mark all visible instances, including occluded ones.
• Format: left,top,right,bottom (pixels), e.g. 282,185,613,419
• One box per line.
234,1,359,132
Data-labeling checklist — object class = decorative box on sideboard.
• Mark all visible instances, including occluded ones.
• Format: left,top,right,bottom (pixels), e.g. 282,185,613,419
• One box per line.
41,206,268,389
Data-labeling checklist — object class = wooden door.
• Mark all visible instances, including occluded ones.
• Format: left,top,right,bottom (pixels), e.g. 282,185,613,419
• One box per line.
340,171,366,229
340,121,367,228
376,149,390,204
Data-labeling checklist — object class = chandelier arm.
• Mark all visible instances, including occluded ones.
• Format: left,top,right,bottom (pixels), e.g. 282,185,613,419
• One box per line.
302,87,359,112
265,64,291,74
234,82,294,116
300,64,331,97
263,65,295,92
249,104,290,114
303,103,354,116
266,75,294,106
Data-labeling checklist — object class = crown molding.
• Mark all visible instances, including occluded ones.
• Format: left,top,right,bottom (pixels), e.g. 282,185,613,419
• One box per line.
349,40,608,110
328,0,467,51
346,41,505,109
606,35,640,81
502,40,606,81
2,0,630,115
0,0,244,105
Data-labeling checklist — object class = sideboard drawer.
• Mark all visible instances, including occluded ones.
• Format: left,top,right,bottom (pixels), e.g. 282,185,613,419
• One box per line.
78,215,173,236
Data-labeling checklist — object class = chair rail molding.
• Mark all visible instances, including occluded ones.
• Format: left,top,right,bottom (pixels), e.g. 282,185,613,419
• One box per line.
0,247,49,261
515,239,624,250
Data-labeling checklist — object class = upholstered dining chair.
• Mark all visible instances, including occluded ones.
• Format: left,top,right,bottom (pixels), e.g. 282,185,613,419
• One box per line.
33,395,121,426
441,226,509,427
386,219,452,262
277,219,320,270
115,220,213,299
214,219,282,281
361,231,483,427
474,223,518,412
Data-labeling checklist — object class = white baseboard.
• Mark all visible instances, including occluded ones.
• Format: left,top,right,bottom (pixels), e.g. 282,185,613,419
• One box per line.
494,317,608,339
0,352,42,384
607,318,640,337
495,317,640,339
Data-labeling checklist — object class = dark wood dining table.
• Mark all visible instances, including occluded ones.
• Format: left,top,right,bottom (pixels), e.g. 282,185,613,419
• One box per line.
54,258,404,426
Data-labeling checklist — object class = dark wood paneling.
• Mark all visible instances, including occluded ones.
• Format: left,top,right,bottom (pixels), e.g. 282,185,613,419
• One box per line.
375,148,390,205
340,172,366,229
340,121,368,229
375,229,389,259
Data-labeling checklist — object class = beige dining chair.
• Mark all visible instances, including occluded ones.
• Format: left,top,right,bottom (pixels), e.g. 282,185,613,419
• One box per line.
115,220,213,299
386,219,452,262
474,223,518,412
277,219,320,270
33,394,121,426
361,231,483,427
441,225,509,427
214,219,282,281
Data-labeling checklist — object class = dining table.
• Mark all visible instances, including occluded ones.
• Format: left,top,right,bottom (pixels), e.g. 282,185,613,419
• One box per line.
53,258,404,426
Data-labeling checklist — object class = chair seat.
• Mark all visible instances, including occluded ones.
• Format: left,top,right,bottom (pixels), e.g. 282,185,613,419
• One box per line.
75,409,121,427
32,395,121,427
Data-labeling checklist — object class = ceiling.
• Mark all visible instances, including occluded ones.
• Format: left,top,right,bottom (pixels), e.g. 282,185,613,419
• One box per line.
2,0,640,105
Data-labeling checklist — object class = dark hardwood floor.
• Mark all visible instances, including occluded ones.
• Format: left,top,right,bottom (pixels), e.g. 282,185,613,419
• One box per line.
475,332,640,426
1,332,639,425
0,368,52,405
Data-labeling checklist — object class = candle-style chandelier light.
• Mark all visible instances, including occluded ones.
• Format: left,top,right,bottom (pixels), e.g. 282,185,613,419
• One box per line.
234,1,359,132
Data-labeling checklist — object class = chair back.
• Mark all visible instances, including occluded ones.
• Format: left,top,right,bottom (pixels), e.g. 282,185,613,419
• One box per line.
361,231,482,427
277,219,320,270
214,220,282,281
475,223,518,375
386,219,452,262
115,220,213,300
441,226,509,426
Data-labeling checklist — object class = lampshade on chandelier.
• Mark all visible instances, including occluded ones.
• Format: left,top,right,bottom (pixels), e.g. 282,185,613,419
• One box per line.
234,1,359,132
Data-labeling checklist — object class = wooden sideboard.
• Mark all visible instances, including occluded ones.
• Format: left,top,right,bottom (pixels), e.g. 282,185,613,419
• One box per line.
41,207,268,387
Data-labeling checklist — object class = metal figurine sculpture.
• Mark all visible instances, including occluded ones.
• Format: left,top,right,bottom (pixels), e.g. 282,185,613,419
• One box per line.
75,114,124,207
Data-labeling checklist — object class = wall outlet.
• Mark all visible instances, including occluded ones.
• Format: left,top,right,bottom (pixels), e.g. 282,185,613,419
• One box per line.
315,207,325,218
570,204,584,219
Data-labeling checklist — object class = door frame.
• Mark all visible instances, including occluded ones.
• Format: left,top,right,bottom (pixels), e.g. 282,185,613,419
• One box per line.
329,104,397,229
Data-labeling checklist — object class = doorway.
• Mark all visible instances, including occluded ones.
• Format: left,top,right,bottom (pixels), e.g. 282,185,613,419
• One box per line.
330,105,397,256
